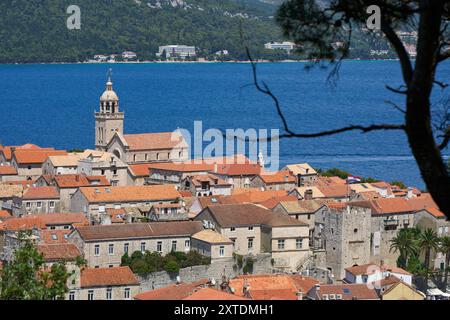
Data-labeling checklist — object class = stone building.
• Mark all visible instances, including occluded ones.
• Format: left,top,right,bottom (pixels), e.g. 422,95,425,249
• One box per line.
17,186,61,215
181,173,232,197
250,170,296,191
283,163,318,187
145,161,213,185
0,165,18,182
68,221,203,268
212,163,262,189
191,229,233,261
67,266,139,300
43,155,79,175
313,203,372,281
11,149,68,180
194,203,309,272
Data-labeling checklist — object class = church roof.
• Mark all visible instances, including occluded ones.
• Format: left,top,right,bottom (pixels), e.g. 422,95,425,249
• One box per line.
122,131,188,151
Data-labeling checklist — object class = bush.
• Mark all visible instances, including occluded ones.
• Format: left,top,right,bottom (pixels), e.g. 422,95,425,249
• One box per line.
164,260,180,274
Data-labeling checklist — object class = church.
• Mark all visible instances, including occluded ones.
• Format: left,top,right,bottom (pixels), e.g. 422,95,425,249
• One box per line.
94,74,189,164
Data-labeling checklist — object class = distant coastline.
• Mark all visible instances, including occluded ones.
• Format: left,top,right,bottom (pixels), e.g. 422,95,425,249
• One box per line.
0,58,402,65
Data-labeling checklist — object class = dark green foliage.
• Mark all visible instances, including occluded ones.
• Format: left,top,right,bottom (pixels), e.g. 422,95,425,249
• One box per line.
242,257,254,274
391,181,407,189
0,231,70,300
319,167,350,179
121,250,210,276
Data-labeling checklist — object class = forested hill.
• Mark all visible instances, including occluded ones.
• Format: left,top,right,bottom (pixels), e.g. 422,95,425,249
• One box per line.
0,0,282,63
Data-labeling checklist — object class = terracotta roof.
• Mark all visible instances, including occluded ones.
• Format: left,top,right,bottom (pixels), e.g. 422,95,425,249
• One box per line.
23,186,59,200
312,284,379,300
13,150,68,164
80,266,139,288
134,279,209,300
189,174,231,187
74,221,203,241
291,187,325,199
345,263,411,276
79,185,181,203
214,163,261,176
122,132,187,151
257,171,295,184
0,210,11,218
317,176,347,186
106,208,127,223
32,213,88,227
183,287,248,300
422,207,446,218
318,184,350,198
351,198,416,215
201,203,307,228
54,174,110,188
0,165,17,175
37,243,81,261
39,229,72,244
285,163,317,175
2,180,35,188
230,274,318,300
128,163,155,177
149,162,214,173
0,144,42,160
380,275,402,287
258,195,298,210
0,216,45,231
192,229,232,244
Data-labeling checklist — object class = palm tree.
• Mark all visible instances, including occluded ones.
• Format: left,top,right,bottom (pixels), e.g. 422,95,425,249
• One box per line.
389,228,418,268
418,229,440,292
439,236,450,292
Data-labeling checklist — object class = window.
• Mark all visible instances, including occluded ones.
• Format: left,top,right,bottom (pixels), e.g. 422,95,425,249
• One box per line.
278,239,285,250
26,202,31,208
248,238,254,250
157,241,162,253
329,294,336,300
336,294,342,300
184,240,190,251
113,169,117,175
296,238,303,250
108,244,114,255
49,201,55,208
354,228,358,233
248,226,253,231
69,291,75,300
140,242,146,253
101,170,105,175
230,227,236,232
94,245,100,256
322,294,329,300
88,290,94,300
230,238,236,248
124,243,129,254
219,246,225,257
37,202,42,208
172,240,177,252
124,288,130,299
106,288,112,300
63,225,70,230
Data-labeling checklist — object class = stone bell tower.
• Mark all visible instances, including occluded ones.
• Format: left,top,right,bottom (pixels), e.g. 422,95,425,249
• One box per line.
95,70,124,151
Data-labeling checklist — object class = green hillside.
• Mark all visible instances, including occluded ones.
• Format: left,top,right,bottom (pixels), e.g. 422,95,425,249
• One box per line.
0,0,282,63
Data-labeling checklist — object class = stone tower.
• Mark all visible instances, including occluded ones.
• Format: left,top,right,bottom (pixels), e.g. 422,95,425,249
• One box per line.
95,71,124,151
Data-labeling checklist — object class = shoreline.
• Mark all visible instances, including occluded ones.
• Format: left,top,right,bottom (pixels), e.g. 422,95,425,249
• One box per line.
0,58,402,66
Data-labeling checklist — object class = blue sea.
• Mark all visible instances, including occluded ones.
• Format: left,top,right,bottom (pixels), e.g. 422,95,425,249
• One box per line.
0,61,449,189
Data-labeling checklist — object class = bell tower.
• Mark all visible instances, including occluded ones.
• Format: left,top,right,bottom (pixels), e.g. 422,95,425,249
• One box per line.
95,70,124,151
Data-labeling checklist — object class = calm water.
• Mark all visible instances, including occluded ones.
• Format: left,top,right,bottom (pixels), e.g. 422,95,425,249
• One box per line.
0,61,449,189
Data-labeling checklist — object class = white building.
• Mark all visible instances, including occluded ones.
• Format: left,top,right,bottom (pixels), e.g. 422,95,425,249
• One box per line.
344,263,412,286
122,51,137,60
157,45,196,59
264,42,296,53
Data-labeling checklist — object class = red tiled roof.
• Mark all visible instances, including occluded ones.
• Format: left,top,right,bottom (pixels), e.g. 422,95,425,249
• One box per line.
39,229,72,244
54,174,110,188
123,132,187,151
0,165,17,175
0,210,11,218
258,195,298,210
32,213,88,227
37,243,81,261
23,186,59,200
318,184,350,198
134,279,209,300
80,266,139,288
183,287,248,300
257,170,295,184
215,163,261,176
0,216,45,231
345,263,411,276
313,283,379,300
79,185,181,203
0,144,42,160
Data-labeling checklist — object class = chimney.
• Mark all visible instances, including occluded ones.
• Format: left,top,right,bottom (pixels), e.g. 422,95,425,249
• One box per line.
243,279,250,295
406,187,413,199
296,291,303,300
304,189,313,200
214,163,218,173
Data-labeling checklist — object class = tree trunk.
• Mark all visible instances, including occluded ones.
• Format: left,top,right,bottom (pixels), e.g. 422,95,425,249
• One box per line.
405,1,450,219
425,249,431,292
